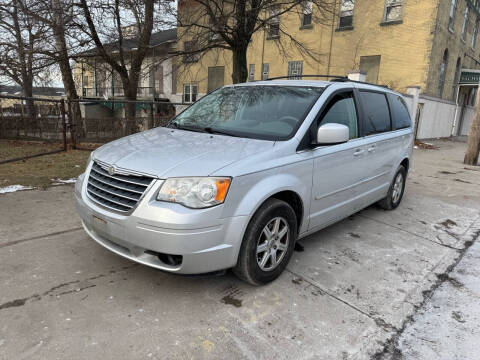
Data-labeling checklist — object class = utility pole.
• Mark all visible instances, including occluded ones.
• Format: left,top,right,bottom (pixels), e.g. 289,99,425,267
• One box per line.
464,80,480,165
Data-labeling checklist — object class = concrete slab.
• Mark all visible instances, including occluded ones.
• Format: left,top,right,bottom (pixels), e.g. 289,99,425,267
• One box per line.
397,233,480,360
0,233,388,359
0,185,80,246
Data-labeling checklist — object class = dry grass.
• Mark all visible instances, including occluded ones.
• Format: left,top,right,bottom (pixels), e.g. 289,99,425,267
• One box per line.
0,139,65,162
0,140,91,188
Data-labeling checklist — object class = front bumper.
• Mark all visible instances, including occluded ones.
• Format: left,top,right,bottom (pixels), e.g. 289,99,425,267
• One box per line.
75,172,248,274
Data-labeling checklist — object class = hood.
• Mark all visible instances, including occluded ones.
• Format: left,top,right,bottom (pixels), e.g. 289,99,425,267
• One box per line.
92,127,274,178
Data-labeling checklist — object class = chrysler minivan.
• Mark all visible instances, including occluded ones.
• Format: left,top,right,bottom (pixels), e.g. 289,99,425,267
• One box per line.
75,79,413,285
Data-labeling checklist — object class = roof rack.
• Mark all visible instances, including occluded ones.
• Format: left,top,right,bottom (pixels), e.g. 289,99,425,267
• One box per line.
264,74,391,89
266,74,347,81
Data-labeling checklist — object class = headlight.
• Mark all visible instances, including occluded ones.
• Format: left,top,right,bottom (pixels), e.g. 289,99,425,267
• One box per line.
157,177,231,208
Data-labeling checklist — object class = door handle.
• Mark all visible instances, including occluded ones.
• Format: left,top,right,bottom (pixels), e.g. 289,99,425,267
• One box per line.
353,149,365,156
367,145,376,153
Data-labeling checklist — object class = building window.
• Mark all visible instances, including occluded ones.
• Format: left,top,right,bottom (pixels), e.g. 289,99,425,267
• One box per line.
183,41,199,63
183,84,197,103
339,0,354,29
301,1,313,27
267,6,280,38
209,17,222,42
384,0,403,22
288,61,303,80
248,64,255,82
473,19,479,48
449,0,456,31
262,63,270,80
452,57,462,100
438,49,449,98
461,7,469,41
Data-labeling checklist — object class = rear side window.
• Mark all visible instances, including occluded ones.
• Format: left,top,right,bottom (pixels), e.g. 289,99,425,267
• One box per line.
359,91,391,135
387,94,412,129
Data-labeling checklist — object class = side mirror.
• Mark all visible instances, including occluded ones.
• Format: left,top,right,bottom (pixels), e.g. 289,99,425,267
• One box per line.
316,123,350,145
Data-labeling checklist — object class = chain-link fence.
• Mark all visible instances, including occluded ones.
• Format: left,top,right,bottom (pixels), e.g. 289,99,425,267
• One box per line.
0,95,67,164
0,94,181,163
70,98,176,147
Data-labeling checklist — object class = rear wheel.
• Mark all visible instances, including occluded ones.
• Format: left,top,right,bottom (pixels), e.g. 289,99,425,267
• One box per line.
378,165,407,210
233,198,297,285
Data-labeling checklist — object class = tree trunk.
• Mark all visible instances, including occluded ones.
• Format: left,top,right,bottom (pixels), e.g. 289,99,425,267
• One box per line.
464,83,480,165
123,76,139,136
231,46,248,84
51,0,83,141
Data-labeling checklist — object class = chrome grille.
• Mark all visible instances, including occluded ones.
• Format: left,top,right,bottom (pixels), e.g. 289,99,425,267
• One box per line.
86,162,154,212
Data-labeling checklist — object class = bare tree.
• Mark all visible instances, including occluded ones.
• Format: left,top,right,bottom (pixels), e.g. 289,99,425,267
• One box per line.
172,0,334,84
0,0,52,115
77,0,155,129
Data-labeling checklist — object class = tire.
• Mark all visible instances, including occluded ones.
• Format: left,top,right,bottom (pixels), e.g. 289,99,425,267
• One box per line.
377,165,407,210
233,198,297,285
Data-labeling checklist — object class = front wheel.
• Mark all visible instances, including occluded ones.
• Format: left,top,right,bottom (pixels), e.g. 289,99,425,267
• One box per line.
233,198,297,285
377,165,407,210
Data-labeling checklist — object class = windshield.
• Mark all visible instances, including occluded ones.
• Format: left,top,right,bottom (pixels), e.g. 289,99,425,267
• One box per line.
171,85,324,140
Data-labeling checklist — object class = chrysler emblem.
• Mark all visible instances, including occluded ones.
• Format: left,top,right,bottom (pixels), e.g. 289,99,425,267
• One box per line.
108,166,116,176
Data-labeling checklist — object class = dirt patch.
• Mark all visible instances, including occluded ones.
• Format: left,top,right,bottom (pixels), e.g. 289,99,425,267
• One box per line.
454,178,472,184
438,171,457,175
414,141,438,150
221,295,242,308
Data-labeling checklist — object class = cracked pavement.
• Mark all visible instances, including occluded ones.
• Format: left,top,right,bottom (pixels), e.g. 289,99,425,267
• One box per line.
0,139,479,359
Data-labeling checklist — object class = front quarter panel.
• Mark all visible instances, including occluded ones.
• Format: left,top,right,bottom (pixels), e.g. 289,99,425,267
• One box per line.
221,155,313,234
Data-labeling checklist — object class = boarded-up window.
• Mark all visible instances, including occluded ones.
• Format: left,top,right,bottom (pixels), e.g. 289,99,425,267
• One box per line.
288,61,303,79
359,55,381,84
262,63,270,80
208,66,225,92
249,64,255,81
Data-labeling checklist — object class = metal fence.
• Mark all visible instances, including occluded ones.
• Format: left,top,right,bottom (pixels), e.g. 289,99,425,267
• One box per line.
0,94,182,164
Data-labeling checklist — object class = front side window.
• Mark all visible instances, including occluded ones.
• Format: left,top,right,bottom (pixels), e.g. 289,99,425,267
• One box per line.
183,84,198,103
288,61,303,80
462,7,469,41
302,1,313,27
387,94,411,130
449,0,456,31
172,86,324,140
339,0,354,28
384,0,403,22
319,92,358,139
359,91,392,135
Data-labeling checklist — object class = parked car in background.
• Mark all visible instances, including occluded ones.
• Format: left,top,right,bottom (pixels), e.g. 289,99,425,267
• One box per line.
75,79,413,285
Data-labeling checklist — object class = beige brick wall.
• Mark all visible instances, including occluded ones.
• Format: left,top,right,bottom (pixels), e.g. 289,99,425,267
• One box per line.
177,0,441,96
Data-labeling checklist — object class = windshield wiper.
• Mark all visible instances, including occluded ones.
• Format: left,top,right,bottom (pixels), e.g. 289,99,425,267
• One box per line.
203,127,241,138
170,122,206,133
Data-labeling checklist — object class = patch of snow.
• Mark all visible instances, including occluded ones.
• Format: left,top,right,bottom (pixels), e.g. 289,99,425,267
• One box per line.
0,185,34,194
414,146,419,149
51,178,77,185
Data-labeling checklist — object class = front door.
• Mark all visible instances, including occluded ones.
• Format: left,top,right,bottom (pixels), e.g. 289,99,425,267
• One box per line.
308,90,370,231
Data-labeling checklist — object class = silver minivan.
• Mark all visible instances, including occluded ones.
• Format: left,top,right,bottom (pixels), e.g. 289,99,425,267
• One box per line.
75,79,413,285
